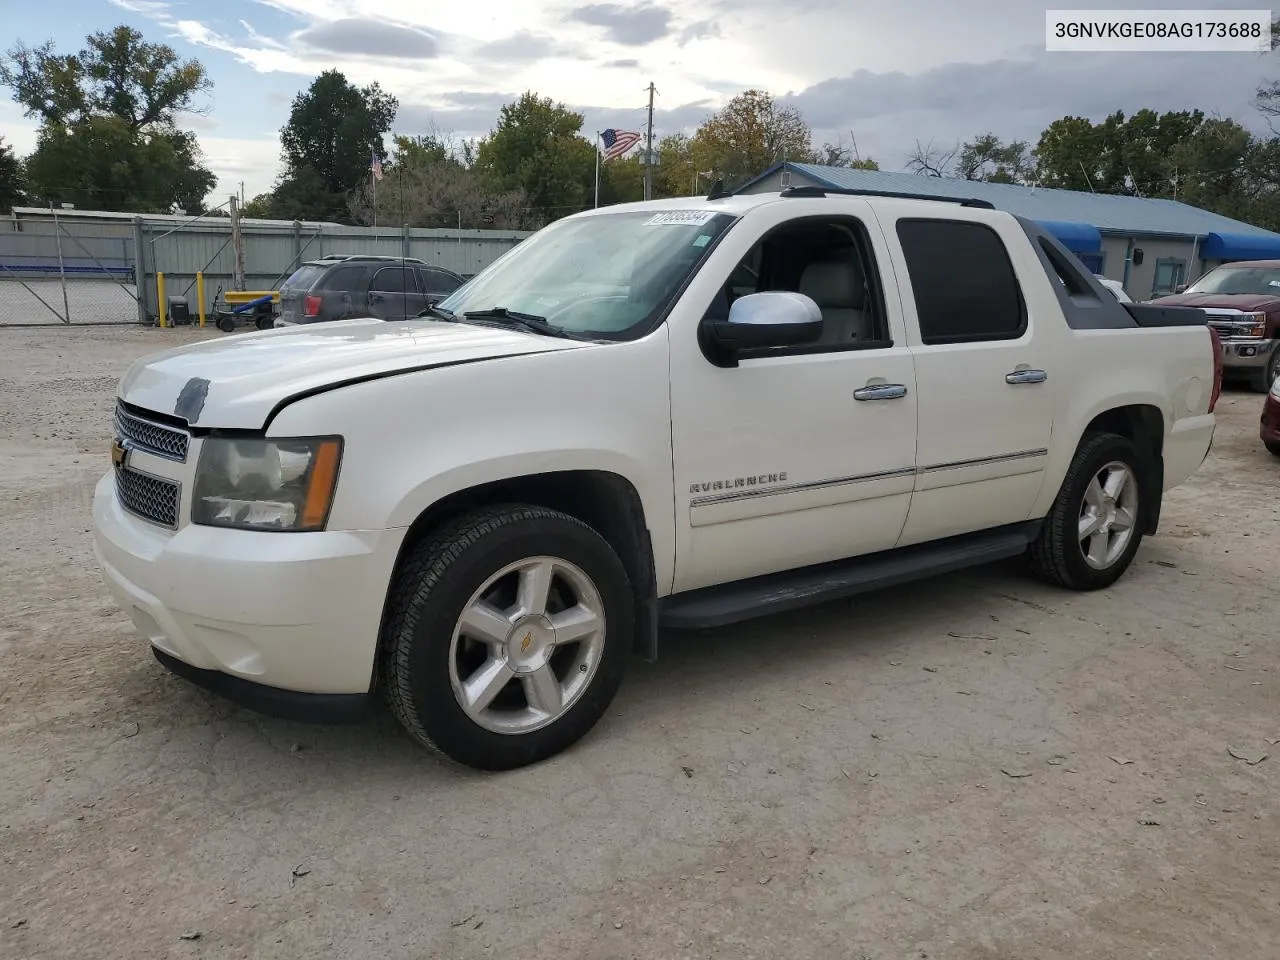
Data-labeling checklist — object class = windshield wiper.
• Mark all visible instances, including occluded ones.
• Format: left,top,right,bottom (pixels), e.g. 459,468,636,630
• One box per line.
419,303,457,320
461,307,587,340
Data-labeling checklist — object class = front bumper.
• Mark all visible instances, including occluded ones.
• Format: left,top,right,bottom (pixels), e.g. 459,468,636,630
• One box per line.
92,472,406,707
1219,337,1277,371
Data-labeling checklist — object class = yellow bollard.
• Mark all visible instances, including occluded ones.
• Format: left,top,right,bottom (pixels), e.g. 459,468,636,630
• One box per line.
196,271,206,327
157,272,167,328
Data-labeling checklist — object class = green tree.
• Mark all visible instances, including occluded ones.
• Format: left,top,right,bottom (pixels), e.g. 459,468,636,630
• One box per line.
598,154,646,204
1,26,210,129
22,115,213,212
474,92,596,221
347,129,529,229
690,90,816,187
1034,110,1208,195
651,132,695,197
275,69,398,221
0,136,25,211
0,25,214,212
956,133,1033,184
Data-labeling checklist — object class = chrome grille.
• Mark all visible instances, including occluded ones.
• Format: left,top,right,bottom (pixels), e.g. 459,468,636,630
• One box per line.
1206,314,1260,340
114,401,189,461
115,467,180,528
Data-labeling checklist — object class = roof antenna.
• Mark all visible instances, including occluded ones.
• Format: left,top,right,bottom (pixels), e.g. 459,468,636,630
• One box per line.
705,177,730,200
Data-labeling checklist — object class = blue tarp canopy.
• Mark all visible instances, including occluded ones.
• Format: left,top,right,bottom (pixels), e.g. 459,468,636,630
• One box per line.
1201,231,1280,261
1036,220,1103,253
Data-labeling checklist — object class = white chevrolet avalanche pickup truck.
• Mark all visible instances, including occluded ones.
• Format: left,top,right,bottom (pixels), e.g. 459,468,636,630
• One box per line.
93,186,1221,770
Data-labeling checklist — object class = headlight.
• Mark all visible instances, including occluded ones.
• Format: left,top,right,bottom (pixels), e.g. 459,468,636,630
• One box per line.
192,437,342,531
1243,313,1267,337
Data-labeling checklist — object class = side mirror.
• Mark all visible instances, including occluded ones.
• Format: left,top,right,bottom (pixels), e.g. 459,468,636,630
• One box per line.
1174,284,1188,294
704,291,823,361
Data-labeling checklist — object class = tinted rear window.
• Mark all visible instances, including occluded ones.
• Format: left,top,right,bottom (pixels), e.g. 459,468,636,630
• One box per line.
318,266,367,291
281,265,324,290
896,219,1026,345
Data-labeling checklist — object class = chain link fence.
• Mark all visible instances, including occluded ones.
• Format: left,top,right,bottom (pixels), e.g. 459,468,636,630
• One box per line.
0,217,140,326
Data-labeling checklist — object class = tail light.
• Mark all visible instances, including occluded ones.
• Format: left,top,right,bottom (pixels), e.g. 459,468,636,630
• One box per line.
303,295,322,318
1207,325,1223,413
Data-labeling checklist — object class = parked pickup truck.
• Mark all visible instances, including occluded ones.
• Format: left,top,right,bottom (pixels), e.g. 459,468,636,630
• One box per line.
93,187,1220,770
1150,259,1280,390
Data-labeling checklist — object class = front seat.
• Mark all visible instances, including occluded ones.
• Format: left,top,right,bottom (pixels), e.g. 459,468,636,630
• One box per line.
798,257,871,345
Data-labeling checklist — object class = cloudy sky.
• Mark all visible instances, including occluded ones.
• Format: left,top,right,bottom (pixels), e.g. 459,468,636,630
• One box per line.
2,0,1276,203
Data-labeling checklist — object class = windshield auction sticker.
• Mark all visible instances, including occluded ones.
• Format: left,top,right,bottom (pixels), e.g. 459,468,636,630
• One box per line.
644,211,718,226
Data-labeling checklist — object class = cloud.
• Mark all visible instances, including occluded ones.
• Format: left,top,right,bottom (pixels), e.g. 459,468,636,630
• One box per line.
294,18,440,59
783,46,1276,170
473,31,571,64
239,19,288,51
174,110,219,132
603,59,640,68
569,3,671,46
108,0,172,14
678,20,721,46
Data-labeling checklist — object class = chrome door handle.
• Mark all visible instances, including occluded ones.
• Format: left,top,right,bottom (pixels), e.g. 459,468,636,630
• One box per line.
853,383,908,401
1005,369,1047,385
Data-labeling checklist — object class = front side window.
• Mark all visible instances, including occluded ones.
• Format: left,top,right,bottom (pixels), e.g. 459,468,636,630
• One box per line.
436,210,737,339
1185,264,1280,295
371,266,414,293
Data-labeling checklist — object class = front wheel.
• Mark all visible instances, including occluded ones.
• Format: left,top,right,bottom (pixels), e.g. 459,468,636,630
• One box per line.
381,505,633,770
1028,432,1148,590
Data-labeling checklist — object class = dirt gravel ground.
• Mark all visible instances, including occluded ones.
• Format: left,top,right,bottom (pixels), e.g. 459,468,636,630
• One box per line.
1,325,1278,960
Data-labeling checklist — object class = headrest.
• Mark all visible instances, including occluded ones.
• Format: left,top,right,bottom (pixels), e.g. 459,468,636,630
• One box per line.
799,259,865,309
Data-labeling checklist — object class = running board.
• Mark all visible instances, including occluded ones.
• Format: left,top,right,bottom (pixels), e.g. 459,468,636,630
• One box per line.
657,521,1042,630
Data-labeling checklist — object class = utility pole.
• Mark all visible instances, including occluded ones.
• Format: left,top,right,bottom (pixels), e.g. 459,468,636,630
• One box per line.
229,193,245,292
643,82,656,201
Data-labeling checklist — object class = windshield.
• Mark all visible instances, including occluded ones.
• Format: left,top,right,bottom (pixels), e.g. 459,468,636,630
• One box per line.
1186,265,1280,296
436,209,737,339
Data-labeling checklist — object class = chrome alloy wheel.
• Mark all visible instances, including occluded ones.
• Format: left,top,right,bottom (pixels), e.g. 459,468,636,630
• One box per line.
448,556,606,735
1078,460,1139,571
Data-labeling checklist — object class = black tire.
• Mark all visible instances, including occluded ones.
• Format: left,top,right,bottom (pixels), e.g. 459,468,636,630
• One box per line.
1028,432,1149,591
1266,441,1280,457
381,504,634,770
216,316,235,333
1250,350,1280,392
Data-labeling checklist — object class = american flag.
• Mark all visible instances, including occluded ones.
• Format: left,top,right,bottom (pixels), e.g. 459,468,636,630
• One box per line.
600,128,642,161
370,148,384,182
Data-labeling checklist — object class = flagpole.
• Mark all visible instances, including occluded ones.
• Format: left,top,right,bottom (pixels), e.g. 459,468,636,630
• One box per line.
594,131,600,209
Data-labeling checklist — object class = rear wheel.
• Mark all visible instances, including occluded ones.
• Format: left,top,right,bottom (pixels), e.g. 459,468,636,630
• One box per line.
1029,432,1148,590
1266,441,1280,457
381,505,633,770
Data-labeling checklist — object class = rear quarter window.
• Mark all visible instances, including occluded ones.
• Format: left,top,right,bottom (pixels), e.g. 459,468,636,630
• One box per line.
896,218,1027,345
281,264,324,290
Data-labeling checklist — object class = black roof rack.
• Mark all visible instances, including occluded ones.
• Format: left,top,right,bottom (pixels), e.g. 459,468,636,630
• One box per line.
778,185,995,209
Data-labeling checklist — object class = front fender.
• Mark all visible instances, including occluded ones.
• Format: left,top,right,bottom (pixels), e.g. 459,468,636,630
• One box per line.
265,332,677,593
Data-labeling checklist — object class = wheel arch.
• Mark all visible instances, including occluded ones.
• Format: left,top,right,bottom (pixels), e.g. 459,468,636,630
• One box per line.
373,469,660,690
1080,403,1165,535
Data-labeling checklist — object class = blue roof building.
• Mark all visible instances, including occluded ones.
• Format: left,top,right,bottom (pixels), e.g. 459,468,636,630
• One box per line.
736,162,1280,300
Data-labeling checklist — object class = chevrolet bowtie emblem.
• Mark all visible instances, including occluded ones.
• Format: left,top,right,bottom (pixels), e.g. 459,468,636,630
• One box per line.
520,632,533,654
110,438,128,468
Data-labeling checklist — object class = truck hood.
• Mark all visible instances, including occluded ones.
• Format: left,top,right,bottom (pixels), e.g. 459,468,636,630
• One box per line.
119,318,585,430
1151,292,1280,312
